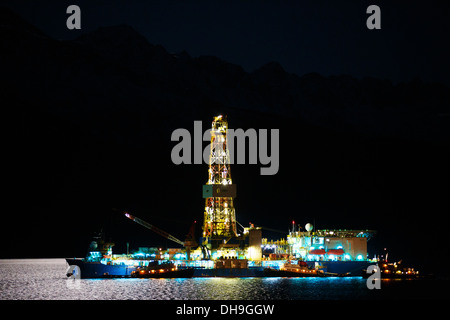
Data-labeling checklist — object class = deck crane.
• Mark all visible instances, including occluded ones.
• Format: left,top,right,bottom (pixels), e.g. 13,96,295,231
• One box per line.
124,212,197,259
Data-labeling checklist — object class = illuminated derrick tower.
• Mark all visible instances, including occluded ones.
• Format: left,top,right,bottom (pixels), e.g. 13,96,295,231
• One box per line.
202,115,237,249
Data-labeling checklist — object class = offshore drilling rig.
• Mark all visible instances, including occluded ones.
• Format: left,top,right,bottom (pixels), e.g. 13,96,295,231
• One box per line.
201,115,262,260
68,115,375,278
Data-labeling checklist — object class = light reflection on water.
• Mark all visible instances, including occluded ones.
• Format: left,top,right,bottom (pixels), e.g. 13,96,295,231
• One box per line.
0,259,443,300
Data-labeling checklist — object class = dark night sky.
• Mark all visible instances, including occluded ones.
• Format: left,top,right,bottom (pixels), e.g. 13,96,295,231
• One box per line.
2,0,450,84
2,0,450,275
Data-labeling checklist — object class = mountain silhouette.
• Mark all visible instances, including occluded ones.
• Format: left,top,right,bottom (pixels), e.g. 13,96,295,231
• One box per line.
2,5,449,141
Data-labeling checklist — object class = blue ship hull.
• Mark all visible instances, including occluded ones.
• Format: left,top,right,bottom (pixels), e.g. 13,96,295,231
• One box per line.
66,258,371,278
66,258,264,278
66,258,137,278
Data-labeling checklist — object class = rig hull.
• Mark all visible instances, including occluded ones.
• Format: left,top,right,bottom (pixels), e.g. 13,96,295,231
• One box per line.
193,267,265,277
66,258,371,278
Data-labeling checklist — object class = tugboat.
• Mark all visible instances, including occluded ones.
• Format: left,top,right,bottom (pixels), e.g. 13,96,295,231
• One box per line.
362,259,420,279
131,261,194,278
264,260,325,277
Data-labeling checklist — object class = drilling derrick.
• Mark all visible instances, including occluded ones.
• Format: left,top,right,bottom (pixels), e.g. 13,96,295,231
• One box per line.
202,115,237,250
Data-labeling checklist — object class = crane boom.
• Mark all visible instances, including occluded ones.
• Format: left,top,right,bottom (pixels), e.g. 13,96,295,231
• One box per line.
124,212,185,246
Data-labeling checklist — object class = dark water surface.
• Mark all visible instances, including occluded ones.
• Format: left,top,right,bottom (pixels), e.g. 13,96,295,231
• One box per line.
0,259,447,300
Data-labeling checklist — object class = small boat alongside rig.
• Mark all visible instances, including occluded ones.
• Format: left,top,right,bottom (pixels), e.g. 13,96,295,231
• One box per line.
264,260,325,277
362,259,422,279
131,261,194,278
